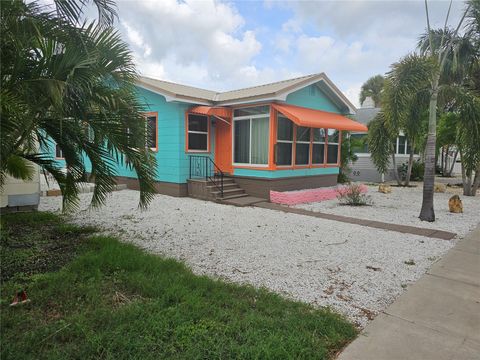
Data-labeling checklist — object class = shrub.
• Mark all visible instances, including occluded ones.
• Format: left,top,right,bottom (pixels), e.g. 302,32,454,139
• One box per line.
336,184,372,206
410,160,425,181
397,160,425,181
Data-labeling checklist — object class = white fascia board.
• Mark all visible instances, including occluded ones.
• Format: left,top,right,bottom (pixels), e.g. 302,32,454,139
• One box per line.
277,75,356,114
216,94,288,106
136,84,212,105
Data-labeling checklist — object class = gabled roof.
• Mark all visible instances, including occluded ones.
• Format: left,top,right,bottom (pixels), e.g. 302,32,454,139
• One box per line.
136,77,217,105
214,73,320,102
136,73,356,113
354,107,381,126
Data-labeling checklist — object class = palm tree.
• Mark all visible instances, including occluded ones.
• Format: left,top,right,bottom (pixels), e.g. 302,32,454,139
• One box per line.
418,0,479,199
367,61,429,188
359,75,385,107
381,0,473,221
1,0,157,210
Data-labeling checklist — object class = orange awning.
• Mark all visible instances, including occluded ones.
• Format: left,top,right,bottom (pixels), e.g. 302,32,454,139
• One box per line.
271,103,368,132
189,106,232,119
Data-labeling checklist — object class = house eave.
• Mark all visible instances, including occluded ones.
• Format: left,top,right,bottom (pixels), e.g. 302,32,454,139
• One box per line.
136,82,213,106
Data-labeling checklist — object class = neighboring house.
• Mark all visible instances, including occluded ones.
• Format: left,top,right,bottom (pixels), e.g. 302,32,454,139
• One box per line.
349,98,420,183
0,167,41,213
51,73,367,201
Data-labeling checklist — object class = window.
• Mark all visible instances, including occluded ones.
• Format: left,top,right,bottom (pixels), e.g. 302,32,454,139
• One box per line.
233,106,269,165
276,113,332,167
295,126,310,165
276,115,294,166
55,144,64,159
350,133,368,153
187,114,209,151
312,128,326,164
397,135,406,155
234,105,270,117
234,120,250,163
327,129,339,164
145,114,158,150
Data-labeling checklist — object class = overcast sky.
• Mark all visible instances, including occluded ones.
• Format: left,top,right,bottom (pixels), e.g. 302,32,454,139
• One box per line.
105,0,467,106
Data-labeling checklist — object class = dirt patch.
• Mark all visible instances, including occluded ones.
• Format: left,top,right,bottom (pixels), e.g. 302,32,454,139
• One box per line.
0,213,98,282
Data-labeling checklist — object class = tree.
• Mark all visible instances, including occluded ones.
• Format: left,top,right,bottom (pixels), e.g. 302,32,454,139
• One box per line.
338,131,358,183
367,112,397,182
418,0,480,197
1,0,157,210
437,113,459,177
359,75,385,107
366,63,429,187
380,0,473,221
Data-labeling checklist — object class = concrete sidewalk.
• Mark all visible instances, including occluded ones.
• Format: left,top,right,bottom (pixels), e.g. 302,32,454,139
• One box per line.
338,225,480,360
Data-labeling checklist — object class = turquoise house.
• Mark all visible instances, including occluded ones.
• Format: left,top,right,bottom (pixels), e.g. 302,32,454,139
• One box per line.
52,73,367,200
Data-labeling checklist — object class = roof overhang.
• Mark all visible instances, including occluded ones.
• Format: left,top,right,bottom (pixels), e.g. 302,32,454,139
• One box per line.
189,106,232,120
136,81,212,106
271,103,367,132
214,73,357,114
135,73,357,114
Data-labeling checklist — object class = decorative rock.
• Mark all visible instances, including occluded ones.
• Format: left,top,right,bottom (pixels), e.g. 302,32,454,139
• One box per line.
449,195,463,213
378,184,392,194
434,183,446,193
46,189,62,197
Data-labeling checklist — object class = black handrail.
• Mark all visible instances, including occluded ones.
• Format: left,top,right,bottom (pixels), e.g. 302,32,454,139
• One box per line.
189,155,224,198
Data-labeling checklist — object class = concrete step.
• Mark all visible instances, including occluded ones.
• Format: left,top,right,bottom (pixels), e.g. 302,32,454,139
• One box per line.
219,193,249,200
212,188,245,197
221,195,266,207
206,183,238,190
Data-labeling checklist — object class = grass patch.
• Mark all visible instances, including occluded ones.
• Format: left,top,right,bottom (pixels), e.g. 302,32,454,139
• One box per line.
0,212,98,283
1,212,357,359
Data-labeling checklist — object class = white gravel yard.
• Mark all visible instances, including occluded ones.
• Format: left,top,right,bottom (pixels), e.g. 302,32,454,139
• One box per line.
40,190,457,327
295,184,480,239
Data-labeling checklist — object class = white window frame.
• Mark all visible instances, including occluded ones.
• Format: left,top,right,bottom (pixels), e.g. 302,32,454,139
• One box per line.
187,113,209,153
326,129,340,165
55,144,64,159
312,128,326,165
396,135,408,155
144,113,158,151
232,112,270,167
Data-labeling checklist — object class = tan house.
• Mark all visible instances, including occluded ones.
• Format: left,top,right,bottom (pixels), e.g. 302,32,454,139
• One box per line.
1,166,41,213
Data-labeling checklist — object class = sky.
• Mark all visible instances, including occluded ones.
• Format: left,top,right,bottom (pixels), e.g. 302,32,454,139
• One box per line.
97,0,467,107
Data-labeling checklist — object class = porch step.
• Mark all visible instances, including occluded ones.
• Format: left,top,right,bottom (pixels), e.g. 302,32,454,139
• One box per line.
211,187,246,198
206,182,238,190
220,193,250,200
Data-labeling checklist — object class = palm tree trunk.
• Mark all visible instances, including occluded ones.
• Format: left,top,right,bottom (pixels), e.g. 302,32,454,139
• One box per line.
419,79,439,222
460,150,468,193
464,169,473,196
391,151,401,185
447,150,458,177
443,145,450,175
441,147,445,175
405,151,414,186
471,164,480,196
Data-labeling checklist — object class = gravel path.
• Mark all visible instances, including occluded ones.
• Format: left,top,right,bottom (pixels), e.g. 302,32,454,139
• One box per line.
40,190,456,327
295,185,480,239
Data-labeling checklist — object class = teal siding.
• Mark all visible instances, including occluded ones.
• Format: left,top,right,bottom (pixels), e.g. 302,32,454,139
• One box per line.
114,86,214,184
233,167,339,178
286,83,340,113
44,81,344,186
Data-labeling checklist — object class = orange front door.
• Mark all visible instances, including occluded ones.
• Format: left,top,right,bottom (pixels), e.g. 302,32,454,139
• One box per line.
214,118,233,174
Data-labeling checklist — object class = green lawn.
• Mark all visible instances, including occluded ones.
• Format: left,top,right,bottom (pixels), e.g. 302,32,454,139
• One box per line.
0,212,356,359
